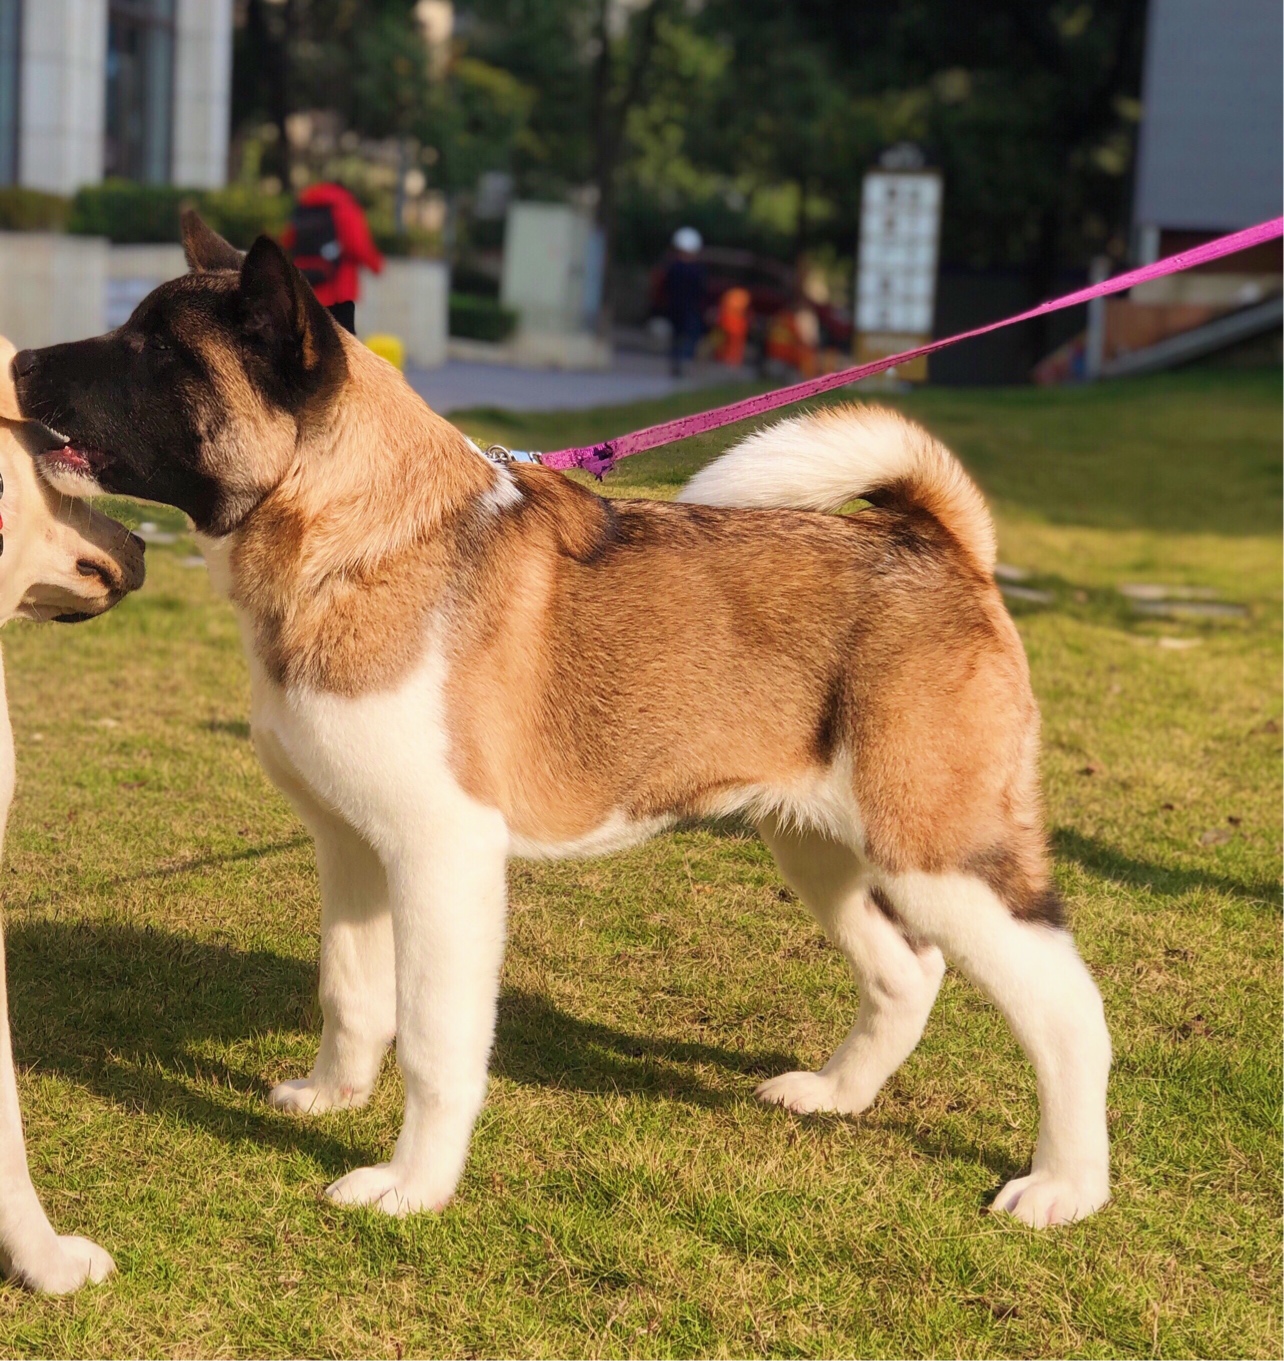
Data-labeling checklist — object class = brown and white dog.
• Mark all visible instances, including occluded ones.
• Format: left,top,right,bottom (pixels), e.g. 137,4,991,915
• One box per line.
0,337,144,1291
12,214,1111,1230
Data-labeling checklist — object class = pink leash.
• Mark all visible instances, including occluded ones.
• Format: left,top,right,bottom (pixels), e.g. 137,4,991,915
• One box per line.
532,217,1283,478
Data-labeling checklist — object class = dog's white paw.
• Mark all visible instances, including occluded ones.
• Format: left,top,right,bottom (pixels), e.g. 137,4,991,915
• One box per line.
991,1170,1109,1227
325,1163,446,1216
268,1076,370,1115
756,1069,867,1115
10,1233,115,1294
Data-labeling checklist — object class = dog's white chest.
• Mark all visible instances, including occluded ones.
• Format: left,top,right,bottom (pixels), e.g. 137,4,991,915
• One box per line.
247,641,465,851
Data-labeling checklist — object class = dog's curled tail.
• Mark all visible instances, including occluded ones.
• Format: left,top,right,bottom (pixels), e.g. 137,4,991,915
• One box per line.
676,403,996,575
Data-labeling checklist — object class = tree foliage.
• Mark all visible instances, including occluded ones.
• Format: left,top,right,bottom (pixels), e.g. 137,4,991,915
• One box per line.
232,0,1149,277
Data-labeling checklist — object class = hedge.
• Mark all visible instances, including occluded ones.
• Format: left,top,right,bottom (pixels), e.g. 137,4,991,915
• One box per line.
449,293,518,343
66,181,291,247
0,187,73,232
3,181,442,258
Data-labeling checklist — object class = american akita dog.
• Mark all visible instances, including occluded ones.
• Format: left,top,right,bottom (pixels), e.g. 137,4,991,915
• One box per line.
11,213,1111,1229
0,337,144,1291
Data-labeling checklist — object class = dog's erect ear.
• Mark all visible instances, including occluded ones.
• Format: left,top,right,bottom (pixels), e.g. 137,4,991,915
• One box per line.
182,209,243,273
239,235,340,379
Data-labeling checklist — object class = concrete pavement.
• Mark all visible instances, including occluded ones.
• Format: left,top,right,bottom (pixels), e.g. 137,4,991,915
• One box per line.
406,350,747,416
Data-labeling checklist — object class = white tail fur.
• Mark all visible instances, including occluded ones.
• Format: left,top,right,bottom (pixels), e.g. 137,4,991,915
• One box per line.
676,404,996,574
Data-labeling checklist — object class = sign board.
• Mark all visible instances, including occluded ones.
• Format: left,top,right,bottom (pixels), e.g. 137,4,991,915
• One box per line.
854,170,942,381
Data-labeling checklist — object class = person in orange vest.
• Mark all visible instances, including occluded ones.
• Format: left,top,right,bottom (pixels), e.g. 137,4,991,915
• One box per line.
716,286,751,366
281,182,385,334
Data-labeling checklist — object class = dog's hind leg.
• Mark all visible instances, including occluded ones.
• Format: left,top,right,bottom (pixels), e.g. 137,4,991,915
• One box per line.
256,731,395,1115
882,869,1111,1227
755,817,945,1116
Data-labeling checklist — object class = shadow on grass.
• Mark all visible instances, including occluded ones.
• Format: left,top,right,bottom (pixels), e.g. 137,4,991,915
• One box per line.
1054,826,1280,906
6,836,311,912
204,718,252,740
3,919,1039,1192
2,920,799,1167
494,986,797,1105
6,917,367,1176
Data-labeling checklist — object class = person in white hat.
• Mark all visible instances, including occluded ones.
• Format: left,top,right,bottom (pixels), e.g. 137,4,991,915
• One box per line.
663,227,706,375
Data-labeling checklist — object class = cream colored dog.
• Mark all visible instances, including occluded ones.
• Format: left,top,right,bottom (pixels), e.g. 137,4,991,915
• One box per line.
0,338,144,1292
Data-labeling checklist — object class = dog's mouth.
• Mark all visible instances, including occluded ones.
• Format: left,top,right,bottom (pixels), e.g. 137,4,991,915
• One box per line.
34,428,110,491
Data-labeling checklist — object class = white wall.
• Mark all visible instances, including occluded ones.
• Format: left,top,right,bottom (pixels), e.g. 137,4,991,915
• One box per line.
1134,0,1283,231
361,259,450,369
18,0,107,195
0,235,106,348
105,243,188,327
15,0,231,194
501,202,599,335
172,0,233,188
0,237,448,369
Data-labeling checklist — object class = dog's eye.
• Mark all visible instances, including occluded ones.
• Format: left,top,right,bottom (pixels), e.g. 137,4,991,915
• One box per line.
150,336,172,352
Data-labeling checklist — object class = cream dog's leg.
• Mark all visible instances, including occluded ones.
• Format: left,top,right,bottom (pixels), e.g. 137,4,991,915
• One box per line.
0,652,113,1292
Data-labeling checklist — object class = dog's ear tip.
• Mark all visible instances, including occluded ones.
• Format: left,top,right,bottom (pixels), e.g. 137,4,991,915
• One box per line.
242,234,293,276
183,211,242,273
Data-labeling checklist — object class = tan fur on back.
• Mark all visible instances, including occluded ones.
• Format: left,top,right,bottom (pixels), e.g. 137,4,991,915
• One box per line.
442,466,1038,872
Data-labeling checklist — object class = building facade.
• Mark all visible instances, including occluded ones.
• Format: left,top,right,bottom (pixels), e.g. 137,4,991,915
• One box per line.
0,0,232,196
1132,0,1282,252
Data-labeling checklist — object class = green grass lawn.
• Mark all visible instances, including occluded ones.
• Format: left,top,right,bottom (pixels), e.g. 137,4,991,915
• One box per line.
0,368,1277,1358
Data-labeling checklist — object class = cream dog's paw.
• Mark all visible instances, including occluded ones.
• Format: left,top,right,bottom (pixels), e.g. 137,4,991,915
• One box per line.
10,1233,115,1294
755,1069,873,1115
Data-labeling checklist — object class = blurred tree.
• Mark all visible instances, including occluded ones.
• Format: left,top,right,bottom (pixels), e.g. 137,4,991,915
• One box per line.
421,57,534,194
460,0,685,327
233,0,299,184
686,0,1145,359
232,0,1148,322
690,2,875,258
694,0,1145,276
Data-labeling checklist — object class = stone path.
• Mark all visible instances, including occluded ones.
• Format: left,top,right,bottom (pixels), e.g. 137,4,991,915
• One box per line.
995,564,1248,627
406,351,746,416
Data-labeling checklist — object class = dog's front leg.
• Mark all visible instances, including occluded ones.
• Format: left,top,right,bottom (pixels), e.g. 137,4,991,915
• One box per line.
256,730,396,1114
0,929,114,1293
0,654,112,1292
270,815,396,1114
326,797,509,1215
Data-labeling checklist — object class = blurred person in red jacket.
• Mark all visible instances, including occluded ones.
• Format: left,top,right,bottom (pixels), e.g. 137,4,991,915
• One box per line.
281,182,385,334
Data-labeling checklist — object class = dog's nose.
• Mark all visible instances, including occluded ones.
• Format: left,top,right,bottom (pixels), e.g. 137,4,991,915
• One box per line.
11,349,37,379
130,532,146,553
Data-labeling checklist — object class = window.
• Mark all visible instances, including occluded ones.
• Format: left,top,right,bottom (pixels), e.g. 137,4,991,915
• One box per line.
0,0,19,186
105,0,175,183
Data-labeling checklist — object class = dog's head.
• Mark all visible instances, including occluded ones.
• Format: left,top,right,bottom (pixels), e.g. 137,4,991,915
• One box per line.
12,213,348,536
0,338,145,625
